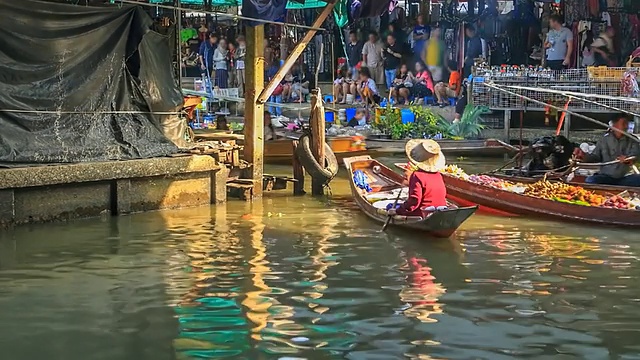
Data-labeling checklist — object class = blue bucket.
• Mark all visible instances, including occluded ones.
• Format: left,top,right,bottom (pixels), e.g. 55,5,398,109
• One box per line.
325,111,335,123
345,108,357,121
401,109,415,124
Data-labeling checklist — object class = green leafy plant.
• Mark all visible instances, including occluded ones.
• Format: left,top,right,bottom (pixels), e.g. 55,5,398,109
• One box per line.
410,105,449,138
437,105,490,139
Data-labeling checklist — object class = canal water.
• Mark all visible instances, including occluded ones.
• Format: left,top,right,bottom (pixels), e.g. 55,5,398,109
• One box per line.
1,159,639,360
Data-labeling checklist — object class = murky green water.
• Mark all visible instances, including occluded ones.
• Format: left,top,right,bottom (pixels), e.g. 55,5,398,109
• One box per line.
1,159,639,360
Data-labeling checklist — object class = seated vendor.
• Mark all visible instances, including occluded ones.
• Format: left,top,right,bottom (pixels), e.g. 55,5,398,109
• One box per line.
389,139,448,217
575,114,640,187
264,111,277,141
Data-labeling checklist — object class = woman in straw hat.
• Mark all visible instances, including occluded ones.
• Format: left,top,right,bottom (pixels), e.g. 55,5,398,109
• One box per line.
389,139,448,217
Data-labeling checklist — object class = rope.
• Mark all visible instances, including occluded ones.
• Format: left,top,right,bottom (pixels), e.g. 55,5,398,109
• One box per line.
485,82,640,144
116,0,325,32
0,109,180,115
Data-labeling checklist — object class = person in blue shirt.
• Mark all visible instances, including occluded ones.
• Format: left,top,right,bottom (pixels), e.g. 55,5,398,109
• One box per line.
412,14,430,60
463,24,482,77
198,33,217,77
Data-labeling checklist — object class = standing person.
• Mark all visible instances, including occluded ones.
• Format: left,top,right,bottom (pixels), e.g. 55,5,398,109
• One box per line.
212,39,229,88
227,41,236,88
423,27,444,83
346,31,363,79
383,34,404,91
545,15,574,71
198,33,217,80
575,115,640,187
581,30,595,67
463,24,483,77
592,26,616,66
235,36,247,95
412,14,430,62
362,31,385,85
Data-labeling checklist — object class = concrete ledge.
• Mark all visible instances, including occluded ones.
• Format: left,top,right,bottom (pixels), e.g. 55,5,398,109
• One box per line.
0,156,225,226
0,155,218,190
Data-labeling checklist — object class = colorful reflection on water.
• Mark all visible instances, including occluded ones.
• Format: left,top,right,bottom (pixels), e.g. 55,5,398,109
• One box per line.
0,159,639,359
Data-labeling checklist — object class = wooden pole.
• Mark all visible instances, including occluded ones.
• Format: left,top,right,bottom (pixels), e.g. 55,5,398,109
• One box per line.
257,2,336,104
503,110,511,161
310,89,326,195
244,25,265,198
292,141,306,195
563,113,571,138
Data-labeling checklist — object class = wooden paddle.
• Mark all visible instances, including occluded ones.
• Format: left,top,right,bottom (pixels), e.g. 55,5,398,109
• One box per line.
382,188,403,232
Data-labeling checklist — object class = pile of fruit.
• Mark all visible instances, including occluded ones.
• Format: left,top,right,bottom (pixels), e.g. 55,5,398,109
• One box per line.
442,164,469,180
524,180,607,206
602,195,635,209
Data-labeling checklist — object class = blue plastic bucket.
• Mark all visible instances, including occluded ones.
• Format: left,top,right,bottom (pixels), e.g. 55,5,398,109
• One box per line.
345,108,357,121
401,109,415,124
325,111,335,123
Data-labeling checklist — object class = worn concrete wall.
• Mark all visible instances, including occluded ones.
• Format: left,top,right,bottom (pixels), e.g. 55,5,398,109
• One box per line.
0,156,227,227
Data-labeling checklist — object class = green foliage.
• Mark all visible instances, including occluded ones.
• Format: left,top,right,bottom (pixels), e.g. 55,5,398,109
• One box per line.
437,105,490,139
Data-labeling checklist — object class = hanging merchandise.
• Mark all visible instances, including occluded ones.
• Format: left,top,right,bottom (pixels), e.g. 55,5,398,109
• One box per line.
242,0,288,26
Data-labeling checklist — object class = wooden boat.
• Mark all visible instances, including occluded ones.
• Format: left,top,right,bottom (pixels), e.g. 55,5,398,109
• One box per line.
344,156,478,238
265,135,372,165
441,173,640,227
367,138,518,158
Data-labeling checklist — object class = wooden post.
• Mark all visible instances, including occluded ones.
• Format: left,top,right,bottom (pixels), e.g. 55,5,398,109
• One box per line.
244,25,265,198
310,89,326,195
257,2,336,104
292,141,306,195
503,110,511,161
563,113,571,138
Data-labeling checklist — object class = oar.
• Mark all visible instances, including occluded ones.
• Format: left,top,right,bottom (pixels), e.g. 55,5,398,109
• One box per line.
382,188,403,232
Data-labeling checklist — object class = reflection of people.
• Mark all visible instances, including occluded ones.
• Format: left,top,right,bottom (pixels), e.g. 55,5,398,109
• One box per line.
574,115,640,187
389,140,447,217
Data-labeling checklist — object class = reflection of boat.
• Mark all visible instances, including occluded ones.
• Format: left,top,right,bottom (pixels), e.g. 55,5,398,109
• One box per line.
344,156,478,238
441,174,640,227
265,135,372,165
367,138,518,157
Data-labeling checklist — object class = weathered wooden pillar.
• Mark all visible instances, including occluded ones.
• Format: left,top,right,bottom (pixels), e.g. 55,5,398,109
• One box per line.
563,113,571,138
292,141,306,195
244,25,265,198
310,90,326,195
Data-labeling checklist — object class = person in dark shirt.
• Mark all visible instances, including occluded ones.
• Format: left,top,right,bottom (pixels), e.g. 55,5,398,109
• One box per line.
347,109,366,127
383,34,404,90
463,24,482,77
198,33,217,76
346,31,363,79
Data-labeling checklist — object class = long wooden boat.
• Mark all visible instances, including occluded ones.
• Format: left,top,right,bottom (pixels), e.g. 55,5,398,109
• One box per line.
442,173,640,227
367,138,518,158
265,135,372,165
344,156,478,238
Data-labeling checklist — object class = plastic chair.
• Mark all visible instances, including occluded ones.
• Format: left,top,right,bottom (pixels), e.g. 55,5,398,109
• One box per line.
325,111,335,123
424,96,436,105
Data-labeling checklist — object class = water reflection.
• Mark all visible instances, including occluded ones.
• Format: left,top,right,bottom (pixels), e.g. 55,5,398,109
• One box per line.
2,161,640,359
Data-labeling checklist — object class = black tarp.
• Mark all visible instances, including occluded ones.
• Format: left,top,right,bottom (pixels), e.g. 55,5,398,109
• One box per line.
0,0,180,166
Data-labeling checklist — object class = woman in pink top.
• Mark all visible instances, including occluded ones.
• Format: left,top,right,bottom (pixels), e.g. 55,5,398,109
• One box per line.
411,62,434,104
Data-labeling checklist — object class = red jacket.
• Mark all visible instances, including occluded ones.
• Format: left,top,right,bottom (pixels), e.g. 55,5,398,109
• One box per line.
397,171,447,216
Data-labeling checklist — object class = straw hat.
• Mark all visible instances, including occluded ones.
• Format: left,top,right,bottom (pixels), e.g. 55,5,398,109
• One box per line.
405,139,446,173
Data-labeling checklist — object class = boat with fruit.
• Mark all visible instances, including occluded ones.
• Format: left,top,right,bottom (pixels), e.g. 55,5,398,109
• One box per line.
344,156,478,238
394,163,640,226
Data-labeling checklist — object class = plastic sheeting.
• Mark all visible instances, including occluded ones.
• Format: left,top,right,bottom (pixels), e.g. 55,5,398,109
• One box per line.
0,0,180,166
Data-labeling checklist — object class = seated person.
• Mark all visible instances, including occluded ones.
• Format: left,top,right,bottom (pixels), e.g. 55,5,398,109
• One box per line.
574,114,640,187
282,71,296,102
347,108,367,127
412,62,434,104
291,64,312,103
388,139,447,217
333,66,348,103
357,67,381,105
434,61,461,107
390,64,414,105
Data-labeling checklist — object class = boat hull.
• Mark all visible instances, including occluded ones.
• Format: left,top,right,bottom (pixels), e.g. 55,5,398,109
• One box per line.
344,156,478,238
265,136,370,165
442,175,640,227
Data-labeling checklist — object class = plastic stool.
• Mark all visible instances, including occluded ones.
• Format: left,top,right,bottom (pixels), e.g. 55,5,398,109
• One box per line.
448,97,457,106
424,96,435,105
323,94,334,103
